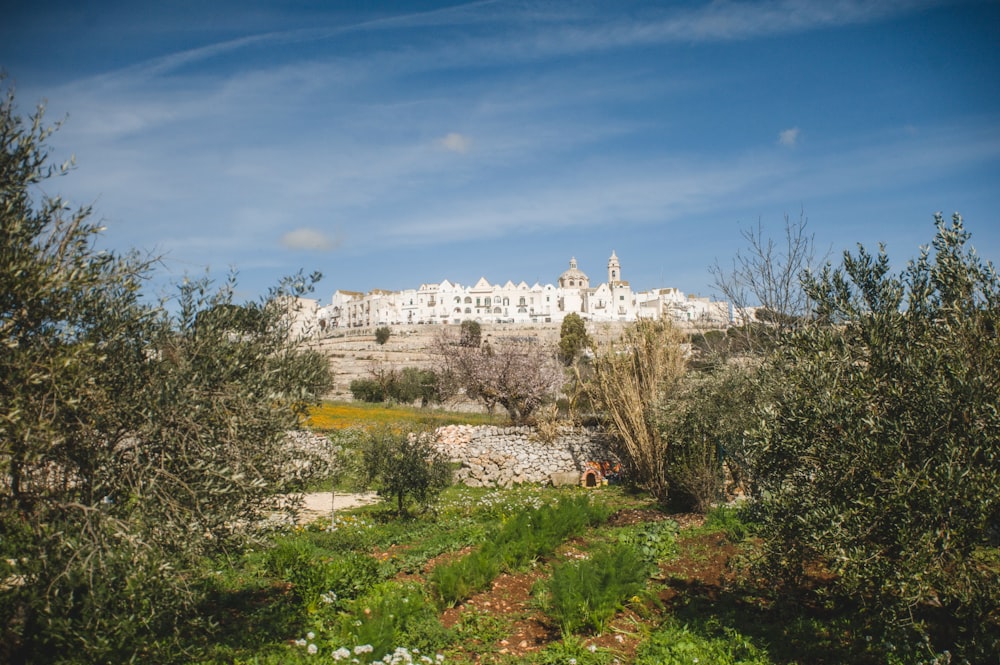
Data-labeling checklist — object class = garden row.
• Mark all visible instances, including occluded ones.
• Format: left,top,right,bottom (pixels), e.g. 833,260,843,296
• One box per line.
193,486,772,665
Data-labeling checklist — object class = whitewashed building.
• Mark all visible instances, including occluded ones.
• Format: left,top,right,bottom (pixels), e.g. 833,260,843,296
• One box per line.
316,252,729,330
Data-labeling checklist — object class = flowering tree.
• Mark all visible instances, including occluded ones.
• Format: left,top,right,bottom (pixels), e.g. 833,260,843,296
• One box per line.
434,329,562,424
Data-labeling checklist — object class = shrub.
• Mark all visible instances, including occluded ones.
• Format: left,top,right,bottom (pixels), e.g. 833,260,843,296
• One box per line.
264,536,380,611
459,319,481,347
327,581,451,663
558,312,592,365
750,214,1000,660
586,319,687,502
359,427,452,516
539,541,652,635
616,518,679,564
664,366,759,512
635,618,771,665
374,326,391,345
0,82,332,662
351,377,387,402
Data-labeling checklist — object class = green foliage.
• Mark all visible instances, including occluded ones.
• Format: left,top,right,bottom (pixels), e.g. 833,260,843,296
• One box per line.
459,318,481,347
431,495,610,606
635,618,772,665
529,635,617,664
351,368,443,406
701,504,750,543
263,536,380,612
750,213,1000,660
351,377,388,402
374,325,392,345
0,82,332,662
664,366,759,512
558,312,591,365
539,541,652,635
615,518,679,564
359,427,452,516
328,581,452,662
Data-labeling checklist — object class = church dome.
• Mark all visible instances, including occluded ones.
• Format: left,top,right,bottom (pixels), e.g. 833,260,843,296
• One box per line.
559,257,590,289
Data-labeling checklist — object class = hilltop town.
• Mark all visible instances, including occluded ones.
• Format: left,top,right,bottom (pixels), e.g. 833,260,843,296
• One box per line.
292,252,730,336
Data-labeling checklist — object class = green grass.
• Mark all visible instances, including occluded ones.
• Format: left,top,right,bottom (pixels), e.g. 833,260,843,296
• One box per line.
184,482,922,664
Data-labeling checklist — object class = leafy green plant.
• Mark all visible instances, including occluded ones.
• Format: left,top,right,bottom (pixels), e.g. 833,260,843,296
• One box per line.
264,537,380,611
750,213,1000,661
558,312,592,365
616,518,679,564
432,495,610,606
0,80,332,663
530,634,616,664
359,426,452,516
329,581,452,662
539,542,652,635
702,504,750,542
635,618,772,665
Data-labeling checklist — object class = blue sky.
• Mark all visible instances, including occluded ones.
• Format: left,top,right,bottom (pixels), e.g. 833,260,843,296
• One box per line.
3,0,999,305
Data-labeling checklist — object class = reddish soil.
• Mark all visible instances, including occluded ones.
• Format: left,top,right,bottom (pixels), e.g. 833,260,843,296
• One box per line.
397,507,738,663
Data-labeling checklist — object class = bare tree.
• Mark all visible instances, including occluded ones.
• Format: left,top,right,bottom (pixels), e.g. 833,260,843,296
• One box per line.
710,211,828,351
433,329,562,424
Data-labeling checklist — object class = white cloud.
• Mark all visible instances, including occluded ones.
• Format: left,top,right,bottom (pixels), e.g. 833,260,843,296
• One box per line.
439,132,472,153
280,228,338,251
778,127,800,147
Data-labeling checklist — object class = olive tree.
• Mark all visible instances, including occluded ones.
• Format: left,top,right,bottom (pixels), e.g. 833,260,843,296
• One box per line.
359,427,451,517
750,214,1000,661
0,83,332,662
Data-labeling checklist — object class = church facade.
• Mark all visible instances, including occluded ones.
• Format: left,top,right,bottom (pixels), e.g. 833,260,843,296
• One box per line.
317,252,729,330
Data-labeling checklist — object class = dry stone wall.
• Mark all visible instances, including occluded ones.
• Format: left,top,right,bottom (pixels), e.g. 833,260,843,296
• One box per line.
432,424,617,488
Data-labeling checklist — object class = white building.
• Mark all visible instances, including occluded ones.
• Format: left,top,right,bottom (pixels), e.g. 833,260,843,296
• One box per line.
316,252,729,331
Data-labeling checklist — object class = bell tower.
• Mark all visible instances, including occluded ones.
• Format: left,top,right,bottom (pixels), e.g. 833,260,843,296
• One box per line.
608,250,621,286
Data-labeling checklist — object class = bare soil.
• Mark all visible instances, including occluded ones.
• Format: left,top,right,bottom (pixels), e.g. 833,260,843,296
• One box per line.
383,507,736,663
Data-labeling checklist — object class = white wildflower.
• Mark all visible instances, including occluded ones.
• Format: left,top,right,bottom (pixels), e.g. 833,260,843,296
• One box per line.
308,643,318,654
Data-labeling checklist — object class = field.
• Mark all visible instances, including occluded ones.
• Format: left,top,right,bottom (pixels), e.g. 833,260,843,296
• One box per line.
306,400,503,431
185,406,901,665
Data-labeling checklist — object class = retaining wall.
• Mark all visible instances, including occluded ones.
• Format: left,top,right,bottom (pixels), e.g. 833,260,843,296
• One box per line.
432,424,618,488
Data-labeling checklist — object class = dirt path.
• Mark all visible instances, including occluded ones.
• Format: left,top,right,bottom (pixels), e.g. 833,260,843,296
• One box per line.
296,491,380,522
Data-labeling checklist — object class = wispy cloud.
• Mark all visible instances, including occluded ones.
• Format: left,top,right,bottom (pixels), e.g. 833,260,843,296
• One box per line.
280,228,340,251
778,127,801,147
439,132,473,153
